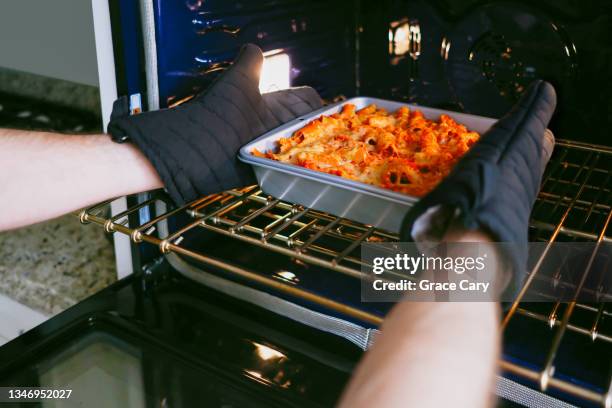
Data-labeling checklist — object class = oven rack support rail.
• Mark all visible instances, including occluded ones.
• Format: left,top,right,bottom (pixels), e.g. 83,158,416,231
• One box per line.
78,139,612,407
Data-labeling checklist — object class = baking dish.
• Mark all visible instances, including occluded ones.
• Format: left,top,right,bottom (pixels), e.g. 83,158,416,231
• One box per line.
239,97,497,233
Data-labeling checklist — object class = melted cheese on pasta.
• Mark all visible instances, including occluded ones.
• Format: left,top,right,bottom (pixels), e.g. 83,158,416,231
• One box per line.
253,103,480,197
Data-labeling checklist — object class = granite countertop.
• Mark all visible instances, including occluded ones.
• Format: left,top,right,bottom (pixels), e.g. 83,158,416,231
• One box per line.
0,67,100,115
0,213,117,316
0,68,116,316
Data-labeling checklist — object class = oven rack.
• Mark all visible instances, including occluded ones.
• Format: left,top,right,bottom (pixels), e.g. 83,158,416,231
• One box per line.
78,139,611,407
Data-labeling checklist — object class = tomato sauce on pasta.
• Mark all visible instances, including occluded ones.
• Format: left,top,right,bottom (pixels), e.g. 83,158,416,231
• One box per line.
252,103,480,197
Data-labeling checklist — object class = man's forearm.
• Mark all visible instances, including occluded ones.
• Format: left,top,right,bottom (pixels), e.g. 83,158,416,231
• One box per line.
338,301,500,408
0,129,162,231
338,230,502,408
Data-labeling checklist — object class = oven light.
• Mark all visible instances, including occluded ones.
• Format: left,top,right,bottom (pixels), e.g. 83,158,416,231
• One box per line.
393,23,411,56
260,50,291,93
389,20,421,58
253,342,286,361
442,37,451,60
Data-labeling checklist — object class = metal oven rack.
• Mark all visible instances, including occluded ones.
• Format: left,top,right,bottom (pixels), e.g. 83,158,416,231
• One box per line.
78,139,611,407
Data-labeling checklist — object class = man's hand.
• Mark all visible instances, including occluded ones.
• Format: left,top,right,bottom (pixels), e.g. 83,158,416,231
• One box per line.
341,83,557,408
108,43,322,205
402,80,557,297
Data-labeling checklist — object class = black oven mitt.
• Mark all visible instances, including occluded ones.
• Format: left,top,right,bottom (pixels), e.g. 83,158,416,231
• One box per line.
400,80,557,298
107,44,322,205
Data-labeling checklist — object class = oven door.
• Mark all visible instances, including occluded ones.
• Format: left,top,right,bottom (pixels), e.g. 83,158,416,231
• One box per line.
0,267,358,407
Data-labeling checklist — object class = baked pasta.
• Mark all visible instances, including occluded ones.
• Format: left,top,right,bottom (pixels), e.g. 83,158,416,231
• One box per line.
252,103,480,197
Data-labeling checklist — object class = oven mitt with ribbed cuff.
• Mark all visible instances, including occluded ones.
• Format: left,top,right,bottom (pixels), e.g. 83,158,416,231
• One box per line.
107,44,322,205
400,80,557,300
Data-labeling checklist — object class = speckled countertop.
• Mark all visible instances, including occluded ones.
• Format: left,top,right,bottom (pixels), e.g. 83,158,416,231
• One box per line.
0,213,117,316
0,67,100,114
0,69,115,316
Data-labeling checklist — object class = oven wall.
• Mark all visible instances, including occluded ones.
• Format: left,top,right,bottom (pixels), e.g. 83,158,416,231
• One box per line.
150,0,359,107
111,0,612,140
359,0,612,144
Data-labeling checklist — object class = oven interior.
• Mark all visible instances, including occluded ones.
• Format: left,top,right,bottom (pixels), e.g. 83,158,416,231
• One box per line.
88,0,612,406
